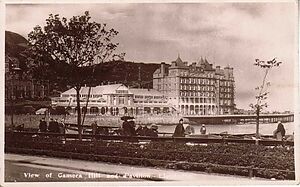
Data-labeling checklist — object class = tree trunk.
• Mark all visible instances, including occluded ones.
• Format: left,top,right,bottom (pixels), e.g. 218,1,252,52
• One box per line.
255,106,260,139
76,87,82,141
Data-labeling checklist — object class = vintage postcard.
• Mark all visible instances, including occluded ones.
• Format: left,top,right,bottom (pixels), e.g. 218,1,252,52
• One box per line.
1,1,299,186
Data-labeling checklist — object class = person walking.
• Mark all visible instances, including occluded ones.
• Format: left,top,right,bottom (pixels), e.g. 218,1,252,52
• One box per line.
173,118,185,137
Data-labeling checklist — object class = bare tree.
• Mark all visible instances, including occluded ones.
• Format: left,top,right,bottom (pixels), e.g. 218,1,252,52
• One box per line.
27,11,122,140
250,58,282,139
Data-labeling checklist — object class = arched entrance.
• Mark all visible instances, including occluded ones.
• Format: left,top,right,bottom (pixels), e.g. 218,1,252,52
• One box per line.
190,105,194,115
144,107,151,114
163,107,169,113
100,107,106,115
90,107,99,114
195,105,199,115
153,107,161,114
123,107,128,115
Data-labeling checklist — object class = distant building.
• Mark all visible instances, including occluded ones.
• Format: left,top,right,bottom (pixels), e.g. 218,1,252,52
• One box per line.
51,84,170,116
153,55,235,115
5,56,50,100
234,108,255,115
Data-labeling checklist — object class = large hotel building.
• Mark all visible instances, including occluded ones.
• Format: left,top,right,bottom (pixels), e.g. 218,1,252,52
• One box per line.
153,56,235,115
52,56,235,116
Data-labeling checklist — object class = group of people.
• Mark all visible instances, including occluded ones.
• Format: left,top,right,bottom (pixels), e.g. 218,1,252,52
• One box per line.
121,118,159,137
173,118,207,137
90,118,159,137
39,118,65,133
136,125,159,137
173,118,288,140
37,116,287,140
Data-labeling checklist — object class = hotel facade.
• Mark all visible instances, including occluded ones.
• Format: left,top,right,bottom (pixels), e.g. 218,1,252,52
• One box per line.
153,56,235,115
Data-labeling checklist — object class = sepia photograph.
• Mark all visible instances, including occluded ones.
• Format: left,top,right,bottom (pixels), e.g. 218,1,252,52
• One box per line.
1,1,299,186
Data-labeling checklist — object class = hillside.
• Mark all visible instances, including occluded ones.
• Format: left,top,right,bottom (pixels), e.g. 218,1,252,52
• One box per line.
93,60,160,88
5,31,29,71
5,31,160,90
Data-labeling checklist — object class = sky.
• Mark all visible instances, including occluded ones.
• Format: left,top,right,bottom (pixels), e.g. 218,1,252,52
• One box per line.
5,2,298,112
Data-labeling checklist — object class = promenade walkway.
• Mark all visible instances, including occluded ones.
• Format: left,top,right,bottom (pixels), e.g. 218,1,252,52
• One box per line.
5,153,292,185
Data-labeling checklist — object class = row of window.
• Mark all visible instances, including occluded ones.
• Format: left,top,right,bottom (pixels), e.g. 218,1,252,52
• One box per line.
180,78,215,85
180,72,215,78
220,93,233,99
220,87,233,93
220,81,233,87
220,99,233,105
72,99,105,103
62,94,102,98
180,91,215,97
180,85,215,91
134,95,164,99
181,97,216,104
110,96,128,105
116,90,128,94
55,99,106,103
133,101,167,104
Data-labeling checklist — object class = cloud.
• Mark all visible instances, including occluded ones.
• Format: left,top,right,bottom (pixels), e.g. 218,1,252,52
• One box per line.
231,3,265,17
5,3,297,112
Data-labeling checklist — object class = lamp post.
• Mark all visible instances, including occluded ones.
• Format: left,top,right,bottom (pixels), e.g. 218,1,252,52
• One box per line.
10,65,21,130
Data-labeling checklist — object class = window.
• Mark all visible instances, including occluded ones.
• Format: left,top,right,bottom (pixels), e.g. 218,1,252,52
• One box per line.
119,96,125,105
116,90,128,94
135,95,143,99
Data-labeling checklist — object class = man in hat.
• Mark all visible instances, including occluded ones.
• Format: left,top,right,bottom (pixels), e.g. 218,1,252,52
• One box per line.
173,118,185,137
48,118,55,133
39,118,47,132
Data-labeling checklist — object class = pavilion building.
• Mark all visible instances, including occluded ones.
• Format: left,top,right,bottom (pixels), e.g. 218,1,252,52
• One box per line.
51,84,171,116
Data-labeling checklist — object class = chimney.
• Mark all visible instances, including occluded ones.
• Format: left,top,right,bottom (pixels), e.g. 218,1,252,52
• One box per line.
229,67,234,77
161,62,165,77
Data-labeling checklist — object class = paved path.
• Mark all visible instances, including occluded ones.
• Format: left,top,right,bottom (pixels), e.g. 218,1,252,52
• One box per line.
4,153,291,185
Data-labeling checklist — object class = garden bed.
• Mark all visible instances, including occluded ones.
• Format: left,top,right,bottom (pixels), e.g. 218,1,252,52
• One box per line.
5,134,295,180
